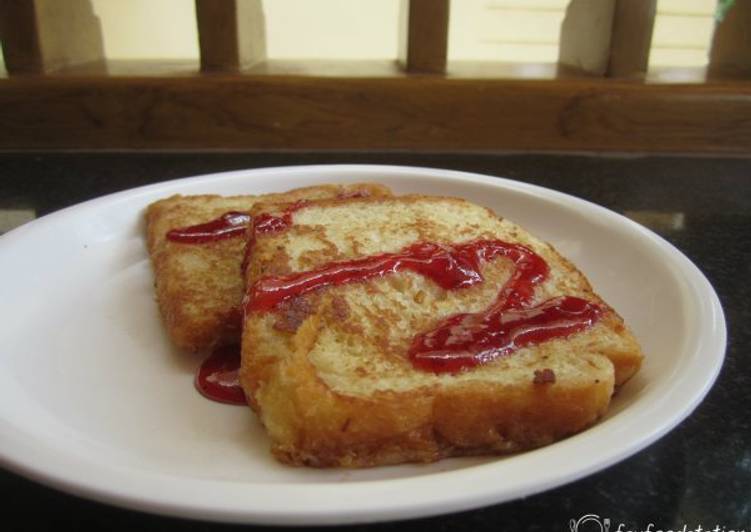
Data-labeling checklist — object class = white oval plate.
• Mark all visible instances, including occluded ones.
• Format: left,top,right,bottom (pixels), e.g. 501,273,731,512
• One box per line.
0,165,725,525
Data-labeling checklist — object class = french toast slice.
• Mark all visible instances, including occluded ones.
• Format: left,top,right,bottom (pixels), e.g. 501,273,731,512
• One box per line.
145,183,391,351
240,195,643,467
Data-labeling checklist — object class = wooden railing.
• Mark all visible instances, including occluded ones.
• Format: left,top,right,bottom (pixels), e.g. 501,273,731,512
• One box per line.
0,0,750,153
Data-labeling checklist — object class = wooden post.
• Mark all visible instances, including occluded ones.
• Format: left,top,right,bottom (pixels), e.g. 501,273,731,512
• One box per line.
0,0,104,74
398,0,449,74
559,0,616,76
195,0,266,72
606,0,656,78
709,1,751,78
558,0,655,79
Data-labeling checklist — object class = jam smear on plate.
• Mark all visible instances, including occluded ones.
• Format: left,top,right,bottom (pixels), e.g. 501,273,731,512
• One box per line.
195,345,246,405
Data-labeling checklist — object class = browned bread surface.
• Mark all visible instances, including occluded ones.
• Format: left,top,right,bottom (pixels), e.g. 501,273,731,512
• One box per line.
145,183,391,351
240,195,644,467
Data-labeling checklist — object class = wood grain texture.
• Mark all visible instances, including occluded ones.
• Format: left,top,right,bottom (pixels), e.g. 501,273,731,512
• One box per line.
195,0,265,72
1,71,750,153
398,0,449,74
0,0,103,74
709,0,751,78
606,0,656,79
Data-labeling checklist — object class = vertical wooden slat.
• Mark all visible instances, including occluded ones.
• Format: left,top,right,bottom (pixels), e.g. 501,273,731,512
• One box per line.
558,0,616,76
0,0,40,73
0,0,103,74
709,1,751,78
558,0,655,79
606,0,656,78
398,0,449,74
195,0,265,72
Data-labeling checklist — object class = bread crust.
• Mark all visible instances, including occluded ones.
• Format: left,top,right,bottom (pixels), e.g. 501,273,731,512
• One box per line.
249,315,615,467
241,195,643,467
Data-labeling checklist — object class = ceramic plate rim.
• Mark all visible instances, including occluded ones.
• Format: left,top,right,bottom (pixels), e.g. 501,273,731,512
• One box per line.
0,165,726,525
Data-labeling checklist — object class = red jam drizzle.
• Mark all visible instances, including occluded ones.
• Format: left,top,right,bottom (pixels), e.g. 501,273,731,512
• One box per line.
165,202,302,246
167,190,368,245
195,345,246,405
167,212,250,243
245,240,602,373
246,240,546,312
253,200,309,235
409,295,601,373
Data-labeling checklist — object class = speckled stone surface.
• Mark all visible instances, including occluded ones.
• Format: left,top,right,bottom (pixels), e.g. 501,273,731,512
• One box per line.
0,152,748,532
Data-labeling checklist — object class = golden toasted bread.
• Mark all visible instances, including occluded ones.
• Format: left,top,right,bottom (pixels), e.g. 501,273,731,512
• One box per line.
145,183,391,351
240,195,643,467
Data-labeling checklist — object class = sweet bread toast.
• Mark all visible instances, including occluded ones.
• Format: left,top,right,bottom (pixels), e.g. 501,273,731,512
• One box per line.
145,183,391,351
240,195,643,467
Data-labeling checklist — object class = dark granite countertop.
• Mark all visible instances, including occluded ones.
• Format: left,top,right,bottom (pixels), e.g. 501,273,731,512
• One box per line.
0,152,748,532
